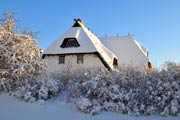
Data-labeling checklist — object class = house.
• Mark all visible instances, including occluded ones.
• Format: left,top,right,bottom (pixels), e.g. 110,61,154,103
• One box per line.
42,19,151,72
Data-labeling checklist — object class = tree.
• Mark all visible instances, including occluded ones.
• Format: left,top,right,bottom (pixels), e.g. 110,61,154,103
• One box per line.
0,13,46,80
0,13,16,32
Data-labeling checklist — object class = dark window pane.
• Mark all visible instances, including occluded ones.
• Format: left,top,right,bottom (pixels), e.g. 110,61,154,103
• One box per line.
77,55,83,64
60,38,80,48
59,55,65,64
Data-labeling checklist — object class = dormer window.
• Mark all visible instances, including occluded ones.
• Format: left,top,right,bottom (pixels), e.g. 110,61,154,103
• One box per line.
60,38,80,48
113,58,118,66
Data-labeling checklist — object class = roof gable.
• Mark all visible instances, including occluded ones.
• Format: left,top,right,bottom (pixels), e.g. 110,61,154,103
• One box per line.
43,20,117,70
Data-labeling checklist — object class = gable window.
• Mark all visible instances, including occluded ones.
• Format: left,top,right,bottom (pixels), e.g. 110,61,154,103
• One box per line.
77,55,83,64
59,55,65,64
113,58,118,68
60,38,80,48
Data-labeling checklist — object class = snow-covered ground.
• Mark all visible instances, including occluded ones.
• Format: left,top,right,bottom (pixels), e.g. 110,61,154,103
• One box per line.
0,94,179,120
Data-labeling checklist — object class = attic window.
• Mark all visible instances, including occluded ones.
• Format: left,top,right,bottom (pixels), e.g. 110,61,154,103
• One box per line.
60,38,80,48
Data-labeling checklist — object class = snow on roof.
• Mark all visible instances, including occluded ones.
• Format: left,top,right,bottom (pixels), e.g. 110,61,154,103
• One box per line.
134,40,148,57
81,24,118,69
43,27,96,54
43,20,117,70
100,35,149,67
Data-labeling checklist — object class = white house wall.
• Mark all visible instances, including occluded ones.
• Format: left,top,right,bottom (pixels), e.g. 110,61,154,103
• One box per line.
44,54,105,72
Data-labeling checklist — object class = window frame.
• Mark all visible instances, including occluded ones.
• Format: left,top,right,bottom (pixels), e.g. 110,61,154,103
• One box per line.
113,58,118,68
60,38,80,48
77,54,83,64
59,55,65,64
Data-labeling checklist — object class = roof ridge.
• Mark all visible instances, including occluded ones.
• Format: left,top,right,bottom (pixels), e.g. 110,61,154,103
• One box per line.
81,25,117,69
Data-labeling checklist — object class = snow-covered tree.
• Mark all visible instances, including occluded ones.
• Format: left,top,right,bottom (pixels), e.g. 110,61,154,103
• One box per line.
0,13,46,80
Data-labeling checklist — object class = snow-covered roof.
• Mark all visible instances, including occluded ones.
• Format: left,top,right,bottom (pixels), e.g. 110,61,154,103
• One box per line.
100,35,149,67
43,20,117,70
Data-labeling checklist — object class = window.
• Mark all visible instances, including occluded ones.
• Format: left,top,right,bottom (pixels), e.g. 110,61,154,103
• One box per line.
77,55,83,64
60,38,80,48
113,58,118,67
147,61,152,69
59,55,65,64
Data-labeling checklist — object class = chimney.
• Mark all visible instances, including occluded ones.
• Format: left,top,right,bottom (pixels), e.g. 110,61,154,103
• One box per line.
72,18,85,27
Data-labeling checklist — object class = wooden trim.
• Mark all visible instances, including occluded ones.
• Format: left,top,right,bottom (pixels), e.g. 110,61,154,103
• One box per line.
42,52,96,58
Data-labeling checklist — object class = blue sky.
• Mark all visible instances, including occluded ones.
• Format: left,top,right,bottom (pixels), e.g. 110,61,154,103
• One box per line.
0,0,180,66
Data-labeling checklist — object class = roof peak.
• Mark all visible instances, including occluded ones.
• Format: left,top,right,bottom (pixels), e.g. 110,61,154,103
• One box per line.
72,18,85,27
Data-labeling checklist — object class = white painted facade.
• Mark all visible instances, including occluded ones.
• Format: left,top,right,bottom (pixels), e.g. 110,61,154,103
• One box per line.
44,54,104,72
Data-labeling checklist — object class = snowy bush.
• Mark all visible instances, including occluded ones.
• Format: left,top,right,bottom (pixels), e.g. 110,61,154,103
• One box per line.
11,75,61,102
5,61,179,116
50,63,180,116
76,97,102,115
